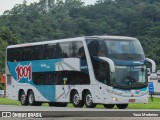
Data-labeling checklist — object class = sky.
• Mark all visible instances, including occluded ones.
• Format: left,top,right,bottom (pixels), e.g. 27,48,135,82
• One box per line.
0,0,97,15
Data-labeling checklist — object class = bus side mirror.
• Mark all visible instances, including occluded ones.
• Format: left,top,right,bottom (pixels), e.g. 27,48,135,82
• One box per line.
146,58,156,73
147,68,151,76
98,57,115,73
150,73,158,80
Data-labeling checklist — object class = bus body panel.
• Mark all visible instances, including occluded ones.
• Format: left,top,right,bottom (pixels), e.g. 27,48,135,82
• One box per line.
6,36,150,107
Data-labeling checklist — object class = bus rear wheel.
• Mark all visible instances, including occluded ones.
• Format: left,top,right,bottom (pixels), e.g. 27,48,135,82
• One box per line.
103,104,115,109
28,91,42,106
72,91,84,107
20,91,28,106
116,104,128,109
84,91,96,108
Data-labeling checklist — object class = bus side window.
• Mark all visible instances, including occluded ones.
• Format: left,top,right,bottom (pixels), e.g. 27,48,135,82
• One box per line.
7,48,15,62
87,40,106,57
92,58,110,85
55,43,63,58
78,47,85,59
44,44,56,59
87,41,99,56
58,43,69,58
69,41,86,59
32,45,43,60
69,42,78,57
14,48,22,61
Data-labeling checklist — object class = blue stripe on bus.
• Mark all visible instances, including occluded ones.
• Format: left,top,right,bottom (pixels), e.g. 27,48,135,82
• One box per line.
7,59,62,102
32,59,61,72
33,85,56,101
7,59,62,81
7,58,89,102
113,60,145,66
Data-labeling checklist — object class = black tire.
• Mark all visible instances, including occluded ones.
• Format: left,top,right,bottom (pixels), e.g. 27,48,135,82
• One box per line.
116,104,128,109
84,91,96,108
20,91,28,106
71,91,84,107
103,104,115,109
49,102,68,107
28,91,42,106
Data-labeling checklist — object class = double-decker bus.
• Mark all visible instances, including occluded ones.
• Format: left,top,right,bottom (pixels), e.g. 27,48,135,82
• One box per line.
6,36,155,109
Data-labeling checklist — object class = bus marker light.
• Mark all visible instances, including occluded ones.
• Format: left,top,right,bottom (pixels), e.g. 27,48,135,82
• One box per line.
112,97,118,101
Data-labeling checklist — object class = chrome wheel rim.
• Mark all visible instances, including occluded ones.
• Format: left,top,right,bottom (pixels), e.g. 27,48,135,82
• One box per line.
21,94,26,104
85,94,92,106
73,93,80,105
29,93,34,104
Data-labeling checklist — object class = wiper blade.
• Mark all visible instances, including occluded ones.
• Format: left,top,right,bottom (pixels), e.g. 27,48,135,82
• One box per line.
111,83,147,90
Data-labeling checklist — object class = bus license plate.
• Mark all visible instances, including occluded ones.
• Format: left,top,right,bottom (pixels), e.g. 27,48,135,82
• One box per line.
129,99,135,102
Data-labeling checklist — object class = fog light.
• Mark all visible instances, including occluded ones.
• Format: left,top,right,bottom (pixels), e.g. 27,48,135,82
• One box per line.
112,97,118,101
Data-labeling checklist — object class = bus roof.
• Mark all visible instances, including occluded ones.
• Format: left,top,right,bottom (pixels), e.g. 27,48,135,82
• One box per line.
7,35,137,49
7,37,84,49
85,35,137,40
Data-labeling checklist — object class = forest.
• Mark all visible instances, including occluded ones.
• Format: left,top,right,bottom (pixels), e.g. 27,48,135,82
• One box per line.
0,0,160,72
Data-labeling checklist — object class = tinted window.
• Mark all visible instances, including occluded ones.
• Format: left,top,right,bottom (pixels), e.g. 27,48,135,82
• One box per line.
7,41,86,62
87,40,106,57
92,58,110,85
58,41,85,59
32,45,43,60
69,42,84,58
44,44,56,59
105,40,145,60
21,47,32,61
32,71,90,85
59,42,69,58
7,45,43,62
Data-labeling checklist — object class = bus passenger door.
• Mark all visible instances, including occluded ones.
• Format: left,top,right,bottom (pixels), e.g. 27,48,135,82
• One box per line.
54,72,71,102
92,57,110,103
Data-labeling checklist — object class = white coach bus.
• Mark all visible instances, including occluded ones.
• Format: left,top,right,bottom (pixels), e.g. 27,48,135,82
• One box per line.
6,36,155,109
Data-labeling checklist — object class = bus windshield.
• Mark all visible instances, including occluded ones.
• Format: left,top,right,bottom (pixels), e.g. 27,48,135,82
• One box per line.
111,65,147,89
87,38,147,89
105,39,145,60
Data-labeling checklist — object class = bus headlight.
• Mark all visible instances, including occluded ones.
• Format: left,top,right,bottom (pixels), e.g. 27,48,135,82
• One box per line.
112,97,118,101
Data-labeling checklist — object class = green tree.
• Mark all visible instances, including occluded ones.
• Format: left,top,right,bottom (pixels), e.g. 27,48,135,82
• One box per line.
0,23,19,72
1,0,160,69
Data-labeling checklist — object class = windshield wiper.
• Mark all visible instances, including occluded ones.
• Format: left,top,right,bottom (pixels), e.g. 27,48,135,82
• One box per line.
111,84,130,89
111,83,147,90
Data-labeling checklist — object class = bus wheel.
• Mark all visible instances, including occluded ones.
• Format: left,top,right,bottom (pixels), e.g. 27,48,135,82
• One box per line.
49,102,68,107
103,104,115,109
20,91,28,106
72,91,84,107
28,91,42,106
116,104,128,109
84,91,96,108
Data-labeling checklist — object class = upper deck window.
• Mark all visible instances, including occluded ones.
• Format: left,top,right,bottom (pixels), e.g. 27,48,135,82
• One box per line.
87,38,145,61
105,39,145,60
7,41,86,62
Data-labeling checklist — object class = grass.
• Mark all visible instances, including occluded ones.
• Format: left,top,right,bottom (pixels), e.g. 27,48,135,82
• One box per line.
0,98,20,105
0,97,160,109
127,97,160,109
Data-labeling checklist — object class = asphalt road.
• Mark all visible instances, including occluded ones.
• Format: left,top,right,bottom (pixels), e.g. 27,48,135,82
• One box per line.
0,105,160,120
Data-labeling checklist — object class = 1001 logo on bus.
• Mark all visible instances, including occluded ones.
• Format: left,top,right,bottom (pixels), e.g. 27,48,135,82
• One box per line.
15,63,32,81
